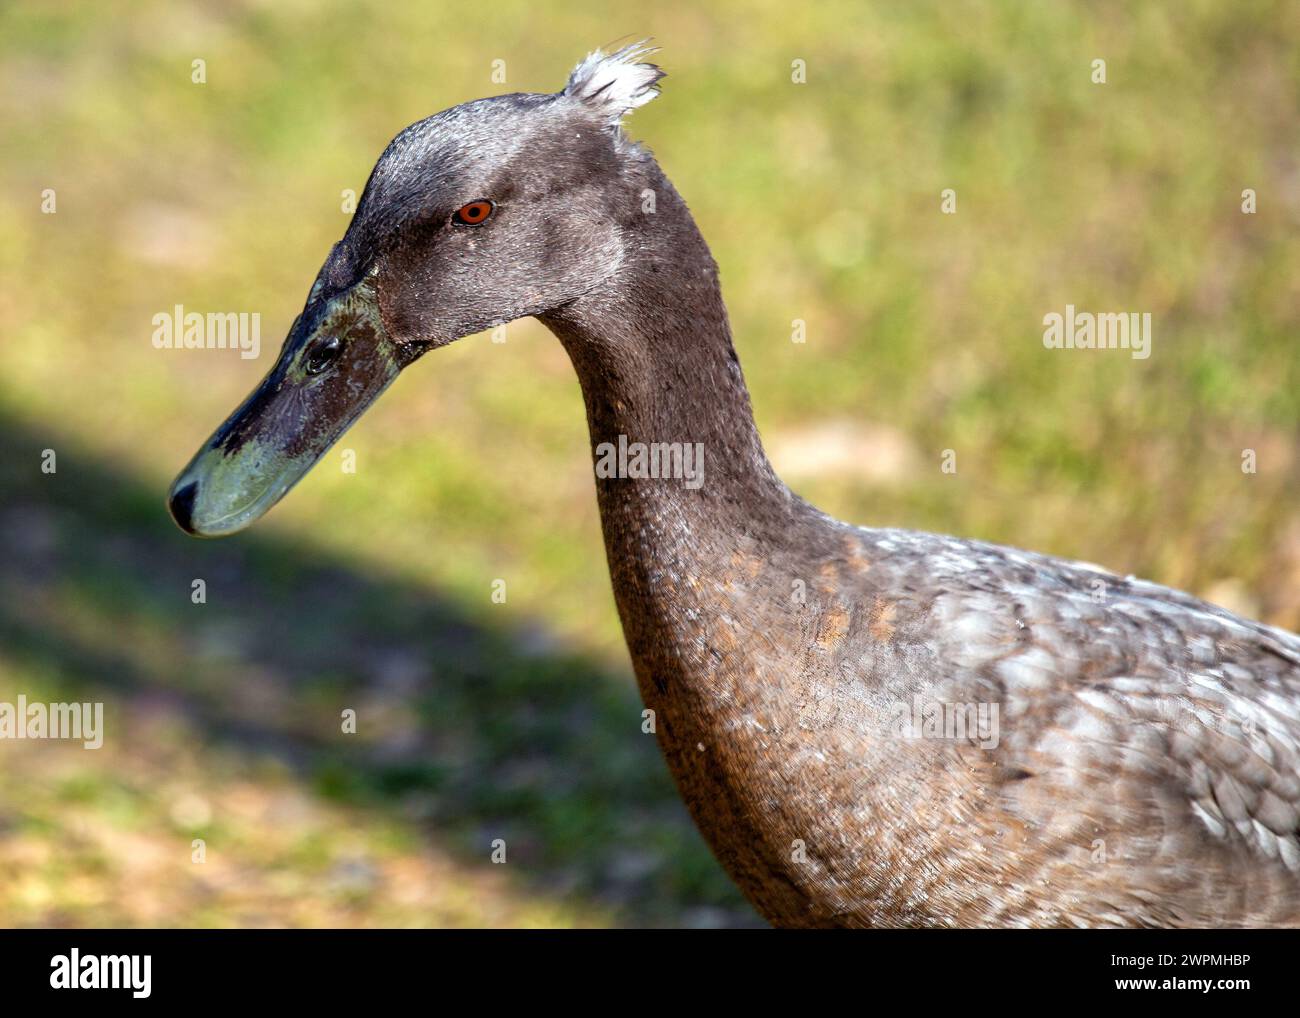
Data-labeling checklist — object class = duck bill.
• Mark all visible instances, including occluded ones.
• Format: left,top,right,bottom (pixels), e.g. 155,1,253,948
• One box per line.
167,274,406,537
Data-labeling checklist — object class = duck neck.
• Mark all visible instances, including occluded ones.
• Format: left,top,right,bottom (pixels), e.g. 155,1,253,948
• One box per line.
540,177,801,683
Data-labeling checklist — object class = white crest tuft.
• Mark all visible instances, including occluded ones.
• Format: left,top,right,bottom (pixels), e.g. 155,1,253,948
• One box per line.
564,41,665,127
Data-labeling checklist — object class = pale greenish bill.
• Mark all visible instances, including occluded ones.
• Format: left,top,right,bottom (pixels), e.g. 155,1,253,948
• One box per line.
168,274,403,537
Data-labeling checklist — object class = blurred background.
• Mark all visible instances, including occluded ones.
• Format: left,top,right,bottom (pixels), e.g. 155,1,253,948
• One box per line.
1,0,1298,927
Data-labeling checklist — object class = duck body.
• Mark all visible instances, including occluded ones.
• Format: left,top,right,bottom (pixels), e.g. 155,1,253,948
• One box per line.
605,509,1300,928
169,45,1300,927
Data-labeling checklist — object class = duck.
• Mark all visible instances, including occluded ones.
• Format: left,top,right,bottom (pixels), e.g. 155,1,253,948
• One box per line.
167,43,1300,928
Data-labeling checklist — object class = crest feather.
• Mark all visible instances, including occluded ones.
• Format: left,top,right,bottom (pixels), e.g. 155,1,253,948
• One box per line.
564,41,665,127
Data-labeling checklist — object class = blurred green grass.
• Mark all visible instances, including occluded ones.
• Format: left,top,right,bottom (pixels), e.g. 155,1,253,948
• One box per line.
1,0,1298,926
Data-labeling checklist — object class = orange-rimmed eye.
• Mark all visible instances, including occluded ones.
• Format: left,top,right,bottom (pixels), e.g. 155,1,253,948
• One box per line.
453,200,494,226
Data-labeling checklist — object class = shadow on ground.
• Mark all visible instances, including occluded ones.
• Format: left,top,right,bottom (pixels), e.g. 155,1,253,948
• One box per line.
0,407,759,927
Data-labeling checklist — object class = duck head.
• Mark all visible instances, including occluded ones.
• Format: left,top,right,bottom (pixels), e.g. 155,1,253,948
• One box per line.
168,43,664,536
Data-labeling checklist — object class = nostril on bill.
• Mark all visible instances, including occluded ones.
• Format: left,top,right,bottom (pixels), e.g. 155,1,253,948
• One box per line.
168,480,199,534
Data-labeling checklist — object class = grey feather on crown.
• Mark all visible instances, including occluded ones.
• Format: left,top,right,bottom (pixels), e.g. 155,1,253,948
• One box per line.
564,40,665,127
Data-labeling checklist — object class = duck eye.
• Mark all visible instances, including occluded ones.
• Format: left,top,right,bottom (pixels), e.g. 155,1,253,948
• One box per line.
304,335,342,375
453,200,494,226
